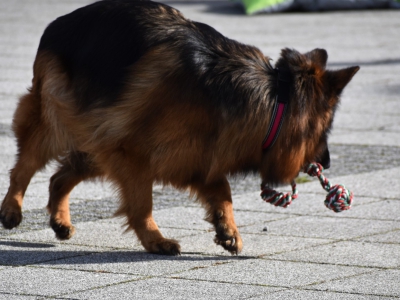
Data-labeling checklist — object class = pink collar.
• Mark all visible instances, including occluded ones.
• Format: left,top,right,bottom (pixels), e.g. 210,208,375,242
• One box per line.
262,69,291,150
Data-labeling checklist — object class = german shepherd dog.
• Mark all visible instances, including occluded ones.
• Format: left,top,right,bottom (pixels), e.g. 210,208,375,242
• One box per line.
0,0,359,255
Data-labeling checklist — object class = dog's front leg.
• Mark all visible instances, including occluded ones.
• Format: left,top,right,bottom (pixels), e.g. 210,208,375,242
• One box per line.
192,177,243,255
118,176,180,255
108,156,181,255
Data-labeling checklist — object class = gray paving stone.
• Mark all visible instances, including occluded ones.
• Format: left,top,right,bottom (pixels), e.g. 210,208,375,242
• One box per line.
241,233,334,257
233,191,287,212
14,175,115,212
280,197,400,222
176,230,333,257
154,205,292,231
251,289,396,300
176,231,227,255
334,112,400,132
233,190,379,217
355,229,400,244
0,167,10,190
175,5,400,63
270,241,400,268
5,220,142,250
0,294,37,300
0,68,30,82
19,182,114,212
0,240,98,266
298,167,400,200
65,277,280,300
233,189,331,214
174,259,373,287
0,81,29,103
330,130,400,147
332,199,400,221
294,196,388,219
37,251,236,277
240,216,400,240
0,135,16,157
0,266,138,297
153,206,210,230
335,68,400,114
6,219,207,251
235,210,292,227
312,269,400,298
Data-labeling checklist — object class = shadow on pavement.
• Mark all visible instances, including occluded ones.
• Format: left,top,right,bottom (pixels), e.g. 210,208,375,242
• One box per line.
0,241,253,265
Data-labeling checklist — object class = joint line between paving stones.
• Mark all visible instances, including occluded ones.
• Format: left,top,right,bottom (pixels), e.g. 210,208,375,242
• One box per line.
0,236,142,251
333,127,400,133
258,229,400,264
26,259,266,297
261,257,399,271
27,263,152,278
0,251,98,267
167,276,290,290
238,219,400,243
53,276,150,299
264,286,400,300
262,227,400,244
2,226,398,267
234,200,400,221
301,268,380,288
244,288,290,299
0,291,60,299
52,261,286,300
13,255,244,277
300,271,400,298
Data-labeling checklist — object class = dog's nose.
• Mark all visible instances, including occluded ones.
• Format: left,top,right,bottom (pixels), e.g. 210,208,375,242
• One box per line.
319,148,330,170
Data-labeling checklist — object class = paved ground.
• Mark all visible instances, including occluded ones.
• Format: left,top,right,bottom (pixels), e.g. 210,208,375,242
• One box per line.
1,0,399,299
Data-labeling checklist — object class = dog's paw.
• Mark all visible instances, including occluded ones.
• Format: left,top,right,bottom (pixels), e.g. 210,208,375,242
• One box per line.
213,209,243,255
148,238,181,256
0,208,22,229
50,219,75,240
214,222,243,255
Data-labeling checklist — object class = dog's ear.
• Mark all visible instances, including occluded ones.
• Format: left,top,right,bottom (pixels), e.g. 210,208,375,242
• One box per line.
328,66,360,95
306,48,328,69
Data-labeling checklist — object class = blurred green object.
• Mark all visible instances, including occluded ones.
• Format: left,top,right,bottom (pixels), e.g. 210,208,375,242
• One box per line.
241,0,286,15
239,0,400,15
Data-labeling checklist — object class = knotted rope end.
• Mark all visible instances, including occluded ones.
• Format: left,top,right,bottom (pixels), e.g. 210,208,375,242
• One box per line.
307,163,354,213
261,180,298,208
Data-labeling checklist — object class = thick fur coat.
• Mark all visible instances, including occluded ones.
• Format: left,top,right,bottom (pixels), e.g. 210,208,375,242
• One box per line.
0,0,359,255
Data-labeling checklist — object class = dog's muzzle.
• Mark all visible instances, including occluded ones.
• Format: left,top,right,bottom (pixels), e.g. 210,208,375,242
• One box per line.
318,148,330,170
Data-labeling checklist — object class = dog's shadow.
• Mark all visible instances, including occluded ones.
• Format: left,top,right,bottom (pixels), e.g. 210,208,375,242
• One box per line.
0,240,249,266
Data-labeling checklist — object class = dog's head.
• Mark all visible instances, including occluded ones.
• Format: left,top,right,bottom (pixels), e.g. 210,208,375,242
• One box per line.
261,48,359,185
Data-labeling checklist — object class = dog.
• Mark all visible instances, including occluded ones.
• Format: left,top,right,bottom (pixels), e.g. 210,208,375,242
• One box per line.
0,0,359,255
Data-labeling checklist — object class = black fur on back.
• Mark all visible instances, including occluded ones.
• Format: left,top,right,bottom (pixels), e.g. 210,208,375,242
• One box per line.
38,0,274,112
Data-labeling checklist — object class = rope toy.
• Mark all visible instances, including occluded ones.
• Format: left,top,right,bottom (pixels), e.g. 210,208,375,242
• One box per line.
261,162,353,212
261,180,298,208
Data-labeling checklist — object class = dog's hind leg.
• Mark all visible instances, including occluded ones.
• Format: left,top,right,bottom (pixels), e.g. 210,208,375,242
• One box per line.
0,91,55,229
192,177,243,255
47,152,102,240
